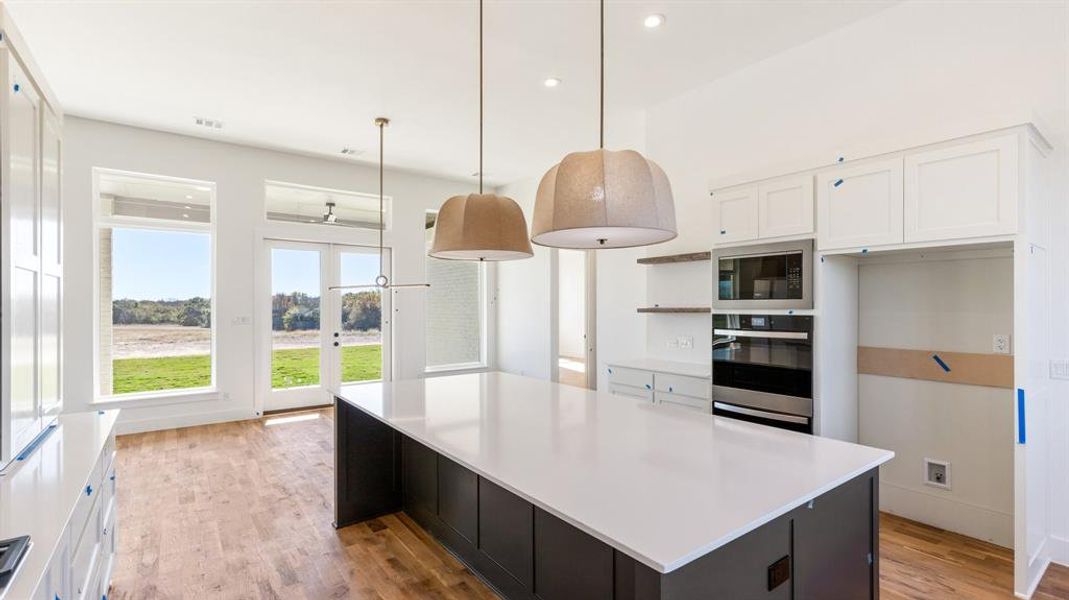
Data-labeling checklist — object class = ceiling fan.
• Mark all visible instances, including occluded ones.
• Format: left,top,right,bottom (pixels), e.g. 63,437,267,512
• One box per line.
323,200,338,224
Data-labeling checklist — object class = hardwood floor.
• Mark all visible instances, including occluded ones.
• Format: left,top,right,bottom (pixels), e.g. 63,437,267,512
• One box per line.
111,408,1069,599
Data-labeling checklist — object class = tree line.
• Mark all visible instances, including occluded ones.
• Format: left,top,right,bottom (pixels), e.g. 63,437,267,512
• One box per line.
112,292,381,332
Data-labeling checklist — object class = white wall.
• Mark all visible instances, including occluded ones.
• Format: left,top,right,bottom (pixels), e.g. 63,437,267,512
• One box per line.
557,250,585,359
857,255,1014,547
63,117,475,432
643,0,1068,362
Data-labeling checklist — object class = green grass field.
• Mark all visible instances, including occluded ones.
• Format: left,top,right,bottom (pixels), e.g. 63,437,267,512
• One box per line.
112,345,382,395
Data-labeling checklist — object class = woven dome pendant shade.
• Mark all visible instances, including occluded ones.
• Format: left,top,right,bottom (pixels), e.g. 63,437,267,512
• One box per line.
532,148,675,249
431,193,533,260
531,0,676,250
428,0,533,261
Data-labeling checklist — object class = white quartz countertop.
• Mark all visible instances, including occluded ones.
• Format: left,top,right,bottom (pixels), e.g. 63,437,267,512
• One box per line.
334,372,892,574
607,358,711,379
0,410,119,600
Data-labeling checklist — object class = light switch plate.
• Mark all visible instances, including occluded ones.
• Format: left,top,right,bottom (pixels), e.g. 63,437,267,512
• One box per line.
1051,360,1069,380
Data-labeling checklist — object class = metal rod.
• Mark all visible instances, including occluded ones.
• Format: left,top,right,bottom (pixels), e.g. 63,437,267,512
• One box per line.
378,119,385,282
479,0,484,194
599,0,604,149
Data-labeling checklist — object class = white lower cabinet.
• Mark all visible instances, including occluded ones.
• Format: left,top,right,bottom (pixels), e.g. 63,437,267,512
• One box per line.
607,365,711,412
33,431,117,600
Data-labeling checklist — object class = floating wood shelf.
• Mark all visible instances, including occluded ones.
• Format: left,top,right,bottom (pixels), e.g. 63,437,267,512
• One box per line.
637,306,711,314
637,251,711,265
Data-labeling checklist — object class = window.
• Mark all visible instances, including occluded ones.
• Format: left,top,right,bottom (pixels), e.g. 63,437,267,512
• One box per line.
95,170,215,398
264,180,388,230
425,211,487,371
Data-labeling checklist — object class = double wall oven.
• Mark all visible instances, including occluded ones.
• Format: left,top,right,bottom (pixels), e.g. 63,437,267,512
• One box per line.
711,240,815,433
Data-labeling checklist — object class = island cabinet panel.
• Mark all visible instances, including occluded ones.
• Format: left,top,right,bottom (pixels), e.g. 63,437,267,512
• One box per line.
334,399,402,528
478,478,534,588
438,455,478,543
792,468,876,599
534,508,615,599
402,436,439,525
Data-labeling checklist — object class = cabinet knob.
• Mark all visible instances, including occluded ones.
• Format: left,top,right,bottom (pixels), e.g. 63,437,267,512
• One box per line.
668,387,673,392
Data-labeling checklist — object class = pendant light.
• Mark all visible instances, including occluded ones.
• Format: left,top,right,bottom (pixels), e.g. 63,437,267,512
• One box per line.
428,0,534,261
330,118,429,291
531,0,676,249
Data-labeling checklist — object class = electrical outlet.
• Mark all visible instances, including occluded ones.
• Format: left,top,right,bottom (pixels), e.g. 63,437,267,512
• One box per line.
667,338,680,348
924,458,951,490
1051,360,1069,380
678,336,694,349
992,334,1011,354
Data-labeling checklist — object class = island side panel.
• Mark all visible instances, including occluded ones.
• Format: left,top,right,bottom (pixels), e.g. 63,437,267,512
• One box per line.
334,397,402,528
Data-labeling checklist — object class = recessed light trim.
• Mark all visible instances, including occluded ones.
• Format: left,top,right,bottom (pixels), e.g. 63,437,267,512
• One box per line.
644,13,665,28
543,77,561,88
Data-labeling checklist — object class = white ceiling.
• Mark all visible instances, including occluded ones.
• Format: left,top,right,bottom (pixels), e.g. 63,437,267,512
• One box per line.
8,0,894,185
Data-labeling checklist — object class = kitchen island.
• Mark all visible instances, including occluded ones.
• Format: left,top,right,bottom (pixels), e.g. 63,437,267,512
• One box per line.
333,372,893,599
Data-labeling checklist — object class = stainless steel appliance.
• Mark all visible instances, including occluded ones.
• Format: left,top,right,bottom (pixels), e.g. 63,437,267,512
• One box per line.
713,240,813,311
712,313,813,433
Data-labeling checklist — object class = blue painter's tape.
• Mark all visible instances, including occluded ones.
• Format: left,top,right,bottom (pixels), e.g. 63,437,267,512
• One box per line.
861,248,869,254
837,156,845,163
720,229,726,235
15,423,58,461
820,256,825,263
788,310,794,315
833,178,844,187
1017,388,1026,444
932,354,950,372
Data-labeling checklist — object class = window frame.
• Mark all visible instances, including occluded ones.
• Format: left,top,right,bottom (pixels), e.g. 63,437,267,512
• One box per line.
90,168,218,404
423,210,495,375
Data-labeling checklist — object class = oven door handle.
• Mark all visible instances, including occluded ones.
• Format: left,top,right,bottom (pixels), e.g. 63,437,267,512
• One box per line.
714,402,810,425
713,329,809,340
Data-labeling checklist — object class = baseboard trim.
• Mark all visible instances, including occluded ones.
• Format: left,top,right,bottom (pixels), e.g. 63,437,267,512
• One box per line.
879,481,1013,548
115,408,255,435
1049,535,1069,567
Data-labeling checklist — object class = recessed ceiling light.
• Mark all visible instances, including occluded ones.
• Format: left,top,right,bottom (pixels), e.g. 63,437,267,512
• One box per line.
543,77,561,88
643,14,665,28
182,213,190,218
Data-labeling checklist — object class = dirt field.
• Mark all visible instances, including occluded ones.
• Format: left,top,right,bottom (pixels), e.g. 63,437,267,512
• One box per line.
113,324,381,358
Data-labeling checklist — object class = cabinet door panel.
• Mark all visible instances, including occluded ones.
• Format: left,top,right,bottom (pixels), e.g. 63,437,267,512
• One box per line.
40,273,61,417
10,268,40,455
793,474,875,599
402,437,438,524
712,186,758,244
817,158,903,251
42,106,62,269
758,175,814,238
438,455,477,543
9,59,39,263
904,134,1018,243
534,508,613,600
478,478,533,588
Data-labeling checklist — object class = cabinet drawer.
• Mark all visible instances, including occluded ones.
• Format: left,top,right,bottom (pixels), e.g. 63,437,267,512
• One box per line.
606,366,652,389
609,384,653,402
654,373,710,399
102,462,117,519
657,391,712,412
103,431,117,473
71,493,102,600
70,452,105,552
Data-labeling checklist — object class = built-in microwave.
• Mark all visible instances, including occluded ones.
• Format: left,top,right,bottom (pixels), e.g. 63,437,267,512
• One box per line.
712,240,813,311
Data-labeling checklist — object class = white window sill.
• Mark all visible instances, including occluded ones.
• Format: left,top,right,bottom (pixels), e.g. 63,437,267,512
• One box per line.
424,364,489,377
91,388,221,410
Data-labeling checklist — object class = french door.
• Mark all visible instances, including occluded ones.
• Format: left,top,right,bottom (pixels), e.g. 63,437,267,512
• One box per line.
260,240,390,412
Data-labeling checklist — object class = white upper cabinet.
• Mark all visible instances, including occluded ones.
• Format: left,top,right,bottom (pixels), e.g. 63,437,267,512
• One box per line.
816,157,904,251
712,185,758,244
757,175,814,239
904,134,1018,243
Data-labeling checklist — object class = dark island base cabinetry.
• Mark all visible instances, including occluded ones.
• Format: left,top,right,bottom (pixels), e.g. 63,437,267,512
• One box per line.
334,397,880,600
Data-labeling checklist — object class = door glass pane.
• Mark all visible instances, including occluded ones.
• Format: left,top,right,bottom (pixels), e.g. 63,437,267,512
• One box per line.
271,248,321,389
339,251,382,383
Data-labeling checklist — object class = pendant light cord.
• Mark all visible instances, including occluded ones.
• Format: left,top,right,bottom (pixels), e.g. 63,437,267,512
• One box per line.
599,0,604,150
378,118,386,283
479,0,484,194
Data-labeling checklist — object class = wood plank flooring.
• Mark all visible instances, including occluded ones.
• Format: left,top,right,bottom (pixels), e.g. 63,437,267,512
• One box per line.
110,408,1069,599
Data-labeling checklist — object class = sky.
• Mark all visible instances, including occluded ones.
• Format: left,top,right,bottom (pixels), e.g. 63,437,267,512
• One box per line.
112,228,381,300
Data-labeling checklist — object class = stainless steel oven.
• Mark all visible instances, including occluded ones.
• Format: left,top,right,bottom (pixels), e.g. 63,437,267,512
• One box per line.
713,240,813,311
712,314,813,433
